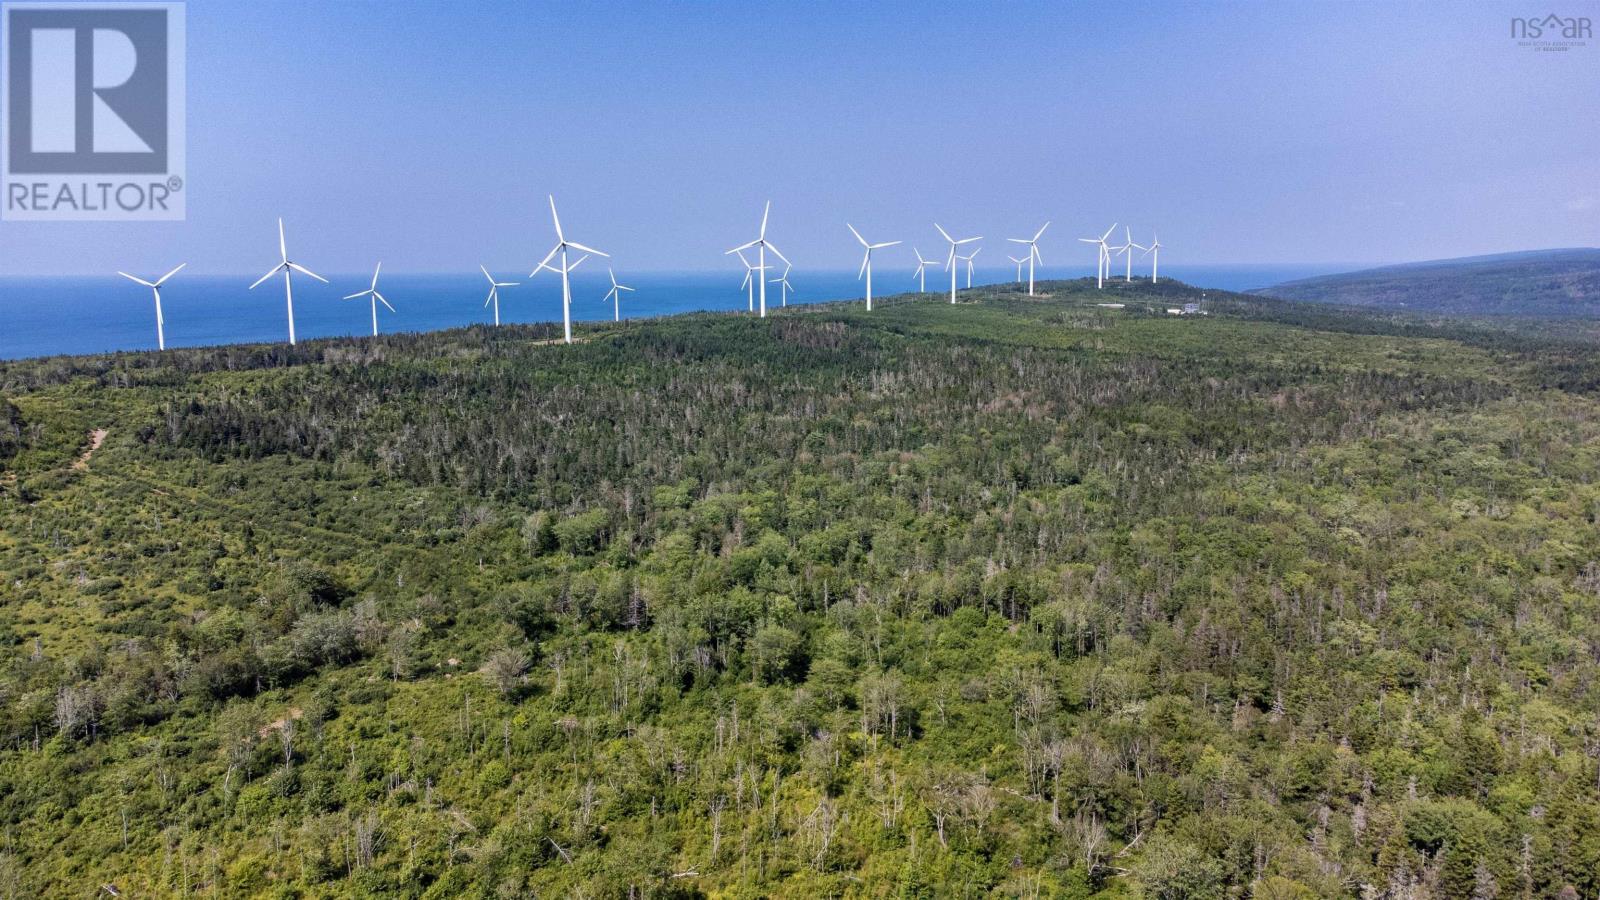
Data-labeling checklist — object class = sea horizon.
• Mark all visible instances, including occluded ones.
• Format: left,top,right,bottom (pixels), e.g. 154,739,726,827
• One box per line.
0,262,1366,361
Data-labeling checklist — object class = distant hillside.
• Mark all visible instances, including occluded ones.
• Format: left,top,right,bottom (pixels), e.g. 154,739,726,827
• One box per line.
1253,248,1600,316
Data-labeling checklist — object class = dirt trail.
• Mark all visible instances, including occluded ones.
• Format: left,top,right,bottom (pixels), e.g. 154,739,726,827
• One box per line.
72,429,108,471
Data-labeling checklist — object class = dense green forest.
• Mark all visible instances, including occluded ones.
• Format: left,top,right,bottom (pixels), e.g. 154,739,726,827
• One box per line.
3,278,1600,898
1254,249,1600,318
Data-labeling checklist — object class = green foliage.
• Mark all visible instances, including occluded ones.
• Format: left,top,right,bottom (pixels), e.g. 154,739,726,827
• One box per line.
2,283,1600,896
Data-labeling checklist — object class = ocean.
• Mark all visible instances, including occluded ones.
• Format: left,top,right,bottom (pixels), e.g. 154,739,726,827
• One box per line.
0,263,1356,361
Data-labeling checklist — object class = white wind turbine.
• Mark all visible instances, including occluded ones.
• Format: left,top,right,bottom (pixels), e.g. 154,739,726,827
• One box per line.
1077,223,1117,289
480,266,518,326
603,267,634,322
532,195,607,344
1142,233,1163,283
1008,255,1026,283
343,262,395,336
726,201,789,318
935,224,981,304
847,224,901,312
769,263,794,307
1115,227,1146,282
116,263,184,350
1006,221,1049,296
249,218,327,345
912,248,941,293
959,247,981,288
734,248,764,311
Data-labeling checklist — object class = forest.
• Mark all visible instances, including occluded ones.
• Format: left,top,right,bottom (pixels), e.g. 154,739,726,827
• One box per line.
2,278,1600,898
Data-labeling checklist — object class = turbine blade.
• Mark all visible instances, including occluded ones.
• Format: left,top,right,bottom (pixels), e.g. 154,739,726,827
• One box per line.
847,223,867,247
532,244,560,276
569,253,590,272
249,265,285,290
565,241,608,257
482,265,494,283
934,223,953,243
1007,238,1030,244
1034,222,1050,241
874,240,902,249
760,200,770,239
548,195,563,241
278,218,287,262
378,293,395,312
858,252,869,280
288,263,328,283
343,290,369,300
118,272,156,287
371,261,382,288
154,262,186,286
765,243,790,267
726,239,760,254
619,285,635,292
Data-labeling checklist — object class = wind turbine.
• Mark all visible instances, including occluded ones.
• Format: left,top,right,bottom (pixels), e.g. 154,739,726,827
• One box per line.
935,224,981,304
725,201,789,318
480,266,518,326
343,262,395,337
1142,233,1163,283
116,263,184,350
959,247,981,288
734,249,764,311
769,263,794,307
532,196,607,344
603,267,635,322
1115,227,1146,282
249,218,327,345
1008,255,1026,283
848,224,901,312
1077,223,1117,289
912,249,941,293
1006,222,1049,296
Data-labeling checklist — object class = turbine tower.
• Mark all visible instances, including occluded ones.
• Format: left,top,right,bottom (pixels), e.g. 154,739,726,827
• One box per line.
249,218,327,345
480,266,518,326
912,249,940,293
1142,233,1163,282
935,224,981,304
116,263,184,350
1006,221,1049,296
769,263,794,307
1077,223,1117,289
343,262,395,336
533,196,608,344
848,224,901,312
726,201,789,318
603,267,635,322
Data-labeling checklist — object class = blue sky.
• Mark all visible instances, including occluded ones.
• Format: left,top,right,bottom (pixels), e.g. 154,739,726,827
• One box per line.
1,0,1595,276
